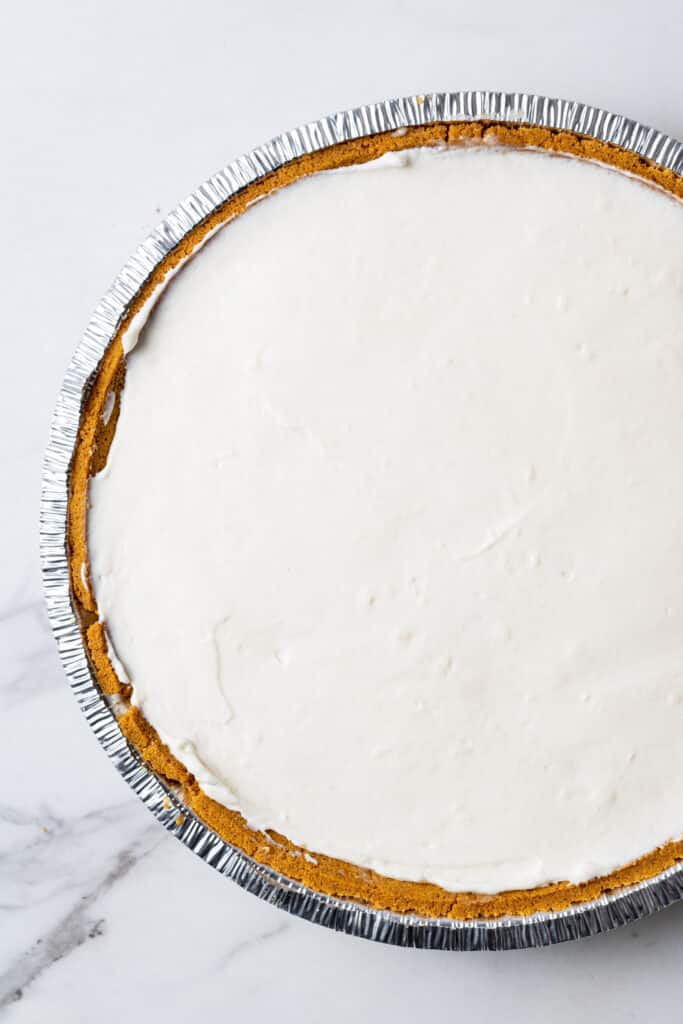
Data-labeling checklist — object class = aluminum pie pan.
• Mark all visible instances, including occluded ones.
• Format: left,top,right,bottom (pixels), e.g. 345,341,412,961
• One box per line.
40,91,683,951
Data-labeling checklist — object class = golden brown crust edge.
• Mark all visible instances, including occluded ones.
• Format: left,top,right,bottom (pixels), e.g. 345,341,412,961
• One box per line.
68,121,683,920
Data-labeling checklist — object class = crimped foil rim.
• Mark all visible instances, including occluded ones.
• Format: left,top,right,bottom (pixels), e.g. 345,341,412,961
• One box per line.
40,91,683,951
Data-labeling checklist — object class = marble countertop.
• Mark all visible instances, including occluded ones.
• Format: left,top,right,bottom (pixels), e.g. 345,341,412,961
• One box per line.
4,0,683,1019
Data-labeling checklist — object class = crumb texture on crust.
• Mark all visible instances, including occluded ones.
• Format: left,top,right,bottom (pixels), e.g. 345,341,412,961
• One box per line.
69,121,683,919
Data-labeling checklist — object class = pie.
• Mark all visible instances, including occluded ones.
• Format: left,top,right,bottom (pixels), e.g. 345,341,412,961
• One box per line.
68,122,683,918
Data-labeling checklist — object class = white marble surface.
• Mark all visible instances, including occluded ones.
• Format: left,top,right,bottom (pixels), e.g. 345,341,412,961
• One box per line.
4,0,683,1019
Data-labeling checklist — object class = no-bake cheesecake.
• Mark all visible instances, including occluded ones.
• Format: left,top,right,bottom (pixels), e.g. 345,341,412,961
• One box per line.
69,123,683,918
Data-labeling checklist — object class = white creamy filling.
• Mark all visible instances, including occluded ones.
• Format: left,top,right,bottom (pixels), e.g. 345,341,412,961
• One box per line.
89,146,683,893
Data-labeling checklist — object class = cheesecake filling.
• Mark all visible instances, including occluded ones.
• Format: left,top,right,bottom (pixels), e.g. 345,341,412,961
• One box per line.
89,146,683,894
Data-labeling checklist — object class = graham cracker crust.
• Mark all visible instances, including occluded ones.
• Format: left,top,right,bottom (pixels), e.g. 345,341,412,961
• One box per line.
68,121,683,920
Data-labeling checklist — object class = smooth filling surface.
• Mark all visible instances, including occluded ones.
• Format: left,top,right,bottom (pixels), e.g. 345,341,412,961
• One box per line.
89,146,683,894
